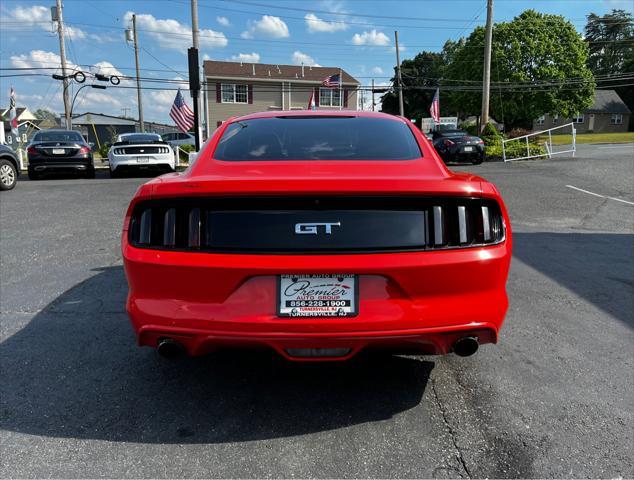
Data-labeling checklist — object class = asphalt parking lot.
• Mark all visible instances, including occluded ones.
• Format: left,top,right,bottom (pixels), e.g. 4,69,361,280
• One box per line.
1,144,632,478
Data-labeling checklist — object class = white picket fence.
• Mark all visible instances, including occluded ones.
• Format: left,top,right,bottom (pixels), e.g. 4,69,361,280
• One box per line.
502,122,576,162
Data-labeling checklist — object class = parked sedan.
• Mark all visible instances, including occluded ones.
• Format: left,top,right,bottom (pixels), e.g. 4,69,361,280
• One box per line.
432,129,485,165
27,130,95,179
0,144,20,190
162,131,195,147
108,133,175,178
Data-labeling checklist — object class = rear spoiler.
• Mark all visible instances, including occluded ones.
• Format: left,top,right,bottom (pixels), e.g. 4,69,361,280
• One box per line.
114,140,168,146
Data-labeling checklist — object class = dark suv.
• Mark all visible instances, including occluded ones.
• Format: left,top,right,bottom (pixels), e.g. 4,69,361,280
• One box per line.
27,129,95,179
0,144,19,191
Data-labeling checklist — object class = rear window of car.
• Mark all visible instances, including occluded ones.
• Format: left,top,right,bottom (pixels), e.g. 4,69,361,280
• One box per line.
33,131,83,142
119,134,162,143
213,116,422,161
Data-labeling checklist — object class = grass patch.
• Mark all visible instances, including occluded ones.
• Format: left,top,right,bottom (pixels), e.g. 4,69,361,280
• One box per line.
549,132,634,145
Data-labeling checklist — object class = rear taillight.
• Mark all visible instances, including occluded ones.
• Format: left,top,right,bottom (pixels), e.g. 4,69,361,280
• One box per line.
128,198,506,252
26,146,38,156
443,139,455,146
78,146,91,154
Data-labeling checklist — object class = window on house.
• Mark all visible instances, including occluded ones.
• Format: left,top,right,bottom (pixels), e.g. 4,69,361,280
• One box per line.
552,114,559,125
611,113,623,125
536,115,545,125
573,113,585,124
319,88,341,107
221,84,248,104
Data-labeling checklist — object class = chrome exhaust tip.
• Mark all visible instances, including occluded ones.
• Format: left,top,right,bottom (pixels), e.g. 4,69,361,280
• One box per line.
157,338,185,359
453,336,479,357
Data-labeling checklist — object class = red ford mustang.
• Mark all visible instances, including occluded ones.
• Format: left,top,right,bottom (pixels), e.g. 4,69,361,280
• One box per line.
122,111,511,361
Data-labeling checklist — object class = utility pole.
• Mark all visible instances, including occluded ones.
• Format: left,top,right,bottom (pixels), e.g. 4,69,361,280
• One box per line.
371,79,375,111
121,107,130,118
480,0,494,133
394,31,404,117
190,0,202,150
132,14,145,132
55,0,71,129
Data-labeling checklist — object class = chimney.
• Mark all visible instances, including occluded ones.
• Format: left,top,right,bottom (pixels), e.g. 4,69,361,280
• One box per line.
268,69,271,76
252,64,256,76
301,62,304,77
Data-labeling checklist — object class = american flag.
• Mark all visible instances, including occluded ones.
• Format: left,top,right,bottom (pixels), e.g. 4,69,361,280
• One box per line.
429,88,440,124
322,73,341,88
9,87,18,136
169,89,194,133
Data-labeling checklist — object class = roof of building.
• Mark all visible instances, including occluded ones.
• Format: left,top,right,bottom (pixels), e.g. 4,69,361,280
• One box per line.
1,107,35,121
586,89,631,114
204,60,359,85
72,112,137,125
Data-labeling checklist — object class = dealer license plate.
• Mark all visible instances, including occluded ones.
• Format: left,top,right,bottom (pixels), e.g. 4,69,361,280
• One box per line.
463,146,474,152
52,148,65,154
278,274,358,317
136,156,150,163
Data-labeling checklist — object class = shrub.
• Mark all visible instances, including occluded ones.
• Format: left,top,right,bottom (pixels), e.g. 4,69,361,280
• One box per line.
485,140,546,161
480,122,501,145
98,142,111,158
459,121,478,136
179,144,195,153
507,128,531,139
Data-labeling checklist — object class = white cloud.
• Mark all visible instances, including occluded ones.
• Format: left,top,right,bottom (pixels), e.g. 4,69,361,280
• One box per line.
203,53,211,61
8,5,48,23
352,29,390,46
124,12,228,51
75,91,122,111
89,32,118,44
90,61,124,79
371,66,384,74
216,16,230,27
231,52,260,63
64,25,86,40
291,51,320,67
10,50,78,71
304,13,347,33
3,5,86,39
241,15,289,39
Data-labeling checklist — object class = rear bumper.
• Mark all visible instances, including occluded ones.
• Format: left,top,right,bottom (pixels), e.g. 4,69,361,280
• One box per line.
29,159,92,171
123,240,512,361
109,154,175,171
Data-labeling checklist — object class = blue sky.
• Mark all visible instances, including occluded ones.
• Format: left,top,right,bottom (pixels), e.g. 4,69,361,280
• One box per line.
1,0,632,123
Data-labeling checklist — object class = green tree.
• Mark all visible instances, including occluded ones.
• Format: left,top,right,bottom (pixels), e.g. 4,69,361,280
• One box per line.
585,9,633,75
33,108,58,121
445,10,595,129
381,51,445,118
380,40,463,118
585,9,634,129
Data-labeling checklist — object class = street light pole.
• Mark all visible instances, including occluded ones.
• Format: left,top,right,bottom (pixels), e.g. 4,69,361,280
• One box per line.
394,31,404,117
54,0,71,129
70,84,107,119
190,0,202,150
132,14,145,132
480,0,494,133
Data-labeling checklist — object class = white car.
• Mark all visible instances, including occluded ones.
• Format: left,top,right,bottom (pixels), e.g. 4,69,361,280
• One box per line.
107,133,175,177
162,131,195,147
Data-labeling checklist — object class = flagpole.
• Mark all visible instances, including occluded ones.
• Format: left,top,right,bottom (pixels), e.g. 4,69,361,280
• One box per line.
339,68,342,111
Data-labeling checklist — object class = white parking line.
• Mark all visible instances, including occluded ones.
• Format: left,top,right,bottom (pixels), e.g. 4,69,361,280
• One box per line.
565,185,634,206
